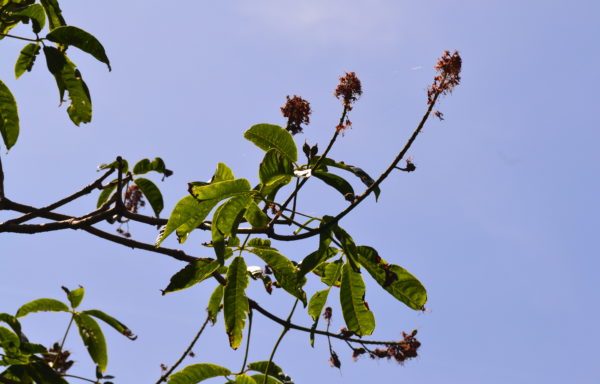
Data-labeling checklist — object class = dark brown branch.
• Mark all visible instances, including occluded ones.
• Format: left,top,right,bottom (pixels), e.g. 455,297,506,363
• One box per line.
248,299,408,346
4,168,115,225
0,154,4,200
0,208,115,234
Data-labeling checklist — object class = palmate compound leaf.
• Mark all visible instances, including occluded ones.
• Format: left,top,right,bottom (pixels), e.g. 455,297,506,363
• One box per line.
15,298,69,318
340,263,375,336
161,258,221,295
356,246,427,310
168,363,231,384
73,313,108,372
244,124,298,163
249,248,307,306
0,80,19,150
46,26,111,71
224,257,249,349
14,43,41,79
134,177,164,217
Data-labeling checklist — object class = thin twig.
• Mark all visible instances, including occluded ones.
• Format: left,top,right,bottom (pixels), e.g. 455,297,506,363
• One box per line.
0,154,5,200
156,314,211,383
239,309,253,374
0,33,40,42
263,299,298,384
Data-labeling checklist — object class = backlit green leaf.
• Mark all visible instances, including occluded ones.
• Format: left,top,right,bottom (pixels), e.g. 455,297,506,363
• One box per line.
333,226,360,271
0,326,20,351
40,0,66,30
321,259,343,286
244,201,269,229
74,313,107,371
14,43,40,78
308,289,330,322
132,157,173,178
12,4,46,33
15,298,69,318
340,263,375,336
134,177,164,217
207,284,224,324
46,26,110,70
96,182,116,208
168,363,231,384
212,162,235,182
156,196,217,246
298,218,335,277
246,361,284,378
161,259,220,295
26,361,69,384
313,170,354,198
190,179,251,202
356,246,427,310
214,195,252,237
82,309,137,340
64,286,84,309
0,80,19,150
314,157,380,201
246,238,272,249
234,374,257,384
249,375,281,384
250,248,306,305
258,148,294,198
244,124,298,162
224,257,249,349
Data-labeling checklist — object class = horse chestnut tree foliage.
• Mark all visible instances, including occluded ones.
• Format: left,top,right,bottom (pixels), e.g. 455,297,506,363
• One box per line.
0,1,461,383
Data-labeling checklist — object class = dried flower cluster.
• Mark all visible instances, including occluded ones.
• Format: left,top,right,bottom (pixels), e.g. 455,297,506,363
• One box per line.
124,185,144,213
428,50,462,105
281,95,311,135
43,343,74,374
369,330,421,363
335,72,362,109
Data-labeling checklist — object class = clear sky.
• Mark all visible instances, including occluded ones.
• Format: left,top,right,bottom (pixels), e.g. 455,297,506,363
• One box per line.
2,1,600,383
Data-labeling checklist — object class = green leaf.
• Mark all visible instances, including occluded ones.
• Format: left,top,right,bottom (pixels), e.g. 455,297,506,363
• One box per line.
244,124,298,162
258,148,294,191
161,258,220,295
40,0,66,30
250,248,306,305
246,361,284,378
298,218,335,277
340,263,375,336
190,179,251,202
132,157,173,178
246,238,272,249
73,313,108,371
98,159,128,173
167,363,231,384
0,313,22,338
156,196,217,246
243,201,269,229
82,309,137,340
96,182,116,208
313,170,354,198
356,246,427,310
46,26,111,71
207,284,224,324
14,43,41,78
308,289,330,322
249,375,281,384
224,256,249,350
15,298,69,318
134,177,164,217
0,80,20,150
26,361,69,384
214,195,252,237
0,326,20,351
321,259,343,286
314,158,380,201
333,226,360,271
64,286,85,309
12,4,46,33
212,162,235,182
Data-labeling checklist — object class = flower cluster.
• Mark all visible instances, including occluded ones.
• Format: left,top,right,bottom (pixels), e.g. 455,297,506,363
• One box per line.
124,185,145,213
428,50,462,104
280,95,311,135
369,330,421,363
334,72,362,109
43,343,74,374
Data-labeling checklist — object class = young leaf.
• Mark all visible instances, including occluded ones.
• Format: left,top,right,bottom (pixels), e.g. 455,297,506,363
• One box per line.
190,179,251,202
46,26,111,71
214,195,252,237
339,263,375,336
73,313,108,371
224,256,249,350
244,201,269,229
244,124,298,162
82,309,137,340
246,361,285,378
14,43,40,78
161,258,220,295
250,248,306,305
246,238,272,249
313,170,355,198
12,4,46,33
212,162,235,182
40,0,66,30
167,363,231,384
156,196,217,246
0,80,20,150
96,182,116,208
207,284,224,324
234,374,258,384
308,289,330,322
134,177,164,217
98,159,128,173
63,286,85,309
15,298,69,318
356,246,427,310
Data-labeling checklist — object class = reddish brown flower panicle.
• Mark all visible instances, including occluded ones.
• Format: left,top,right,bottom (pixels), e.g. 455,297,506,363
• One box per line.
428,50,462,105
334,72,362,109
280,95,311,135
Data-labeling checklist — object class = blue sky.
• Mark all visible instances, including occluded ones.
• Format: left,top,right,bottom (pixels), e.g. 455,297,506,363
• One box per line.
2,1,600,383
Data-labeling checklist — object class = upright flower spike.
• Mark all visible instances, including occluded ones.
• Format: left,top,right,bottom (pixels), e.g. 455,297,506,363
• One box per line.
427,50,462,105
281,95,311,135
